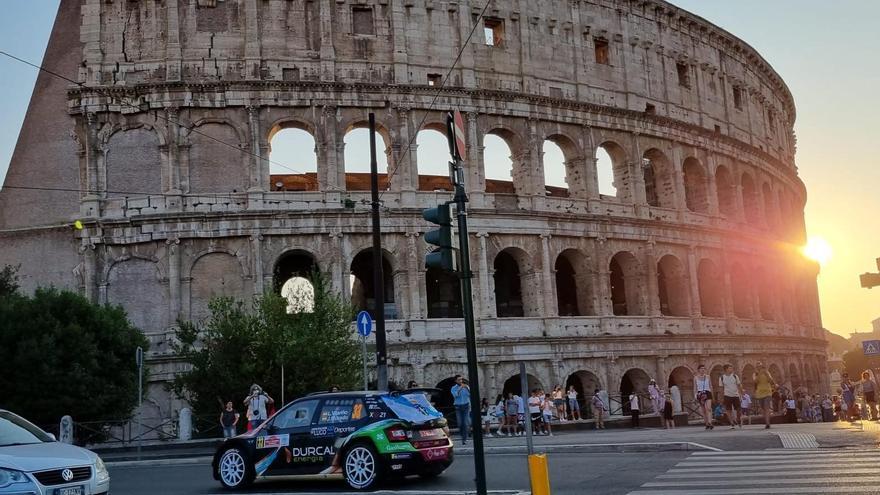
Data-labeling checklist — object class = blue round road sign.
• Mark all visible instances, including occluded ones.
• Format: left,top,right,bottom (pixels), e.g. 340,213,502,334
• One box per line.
356,311,373,337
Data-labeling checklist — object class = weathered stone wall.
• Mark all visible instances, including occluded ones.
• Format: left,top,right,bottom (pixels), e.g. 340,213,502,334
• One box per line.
0,0,825,422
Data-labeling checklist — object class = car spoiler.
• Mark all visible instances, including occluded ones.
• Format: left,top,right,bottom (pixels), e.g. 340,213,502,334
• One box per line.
392,387,442,396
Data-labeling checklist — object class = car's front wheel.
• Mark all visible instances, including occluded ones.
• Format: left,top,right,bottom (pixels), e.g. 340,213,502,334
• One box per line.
343,443,381,490
218,447,254,490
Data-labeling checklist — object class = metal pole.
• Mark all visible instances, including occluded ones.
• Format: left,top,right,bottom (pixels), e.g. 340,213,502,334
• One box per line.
362,335,369,391
519,362,534,454
281,364,285,406
136,346,143,461
453,158,488,495
369,113,389,391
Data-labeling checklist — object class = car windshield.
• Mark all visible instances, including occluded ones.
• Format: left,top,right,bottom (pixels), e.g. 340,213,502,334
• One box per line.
0,411,53,446
381,393,444,424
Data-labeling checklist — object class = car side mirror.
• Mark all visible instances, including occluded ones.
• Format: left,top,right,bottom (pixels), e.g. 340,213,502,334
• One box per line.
46,433,56,441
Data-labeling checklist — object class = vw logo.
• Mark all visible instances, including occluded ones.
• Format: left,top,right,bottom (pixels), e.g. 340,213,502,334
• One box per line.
61,469,74,482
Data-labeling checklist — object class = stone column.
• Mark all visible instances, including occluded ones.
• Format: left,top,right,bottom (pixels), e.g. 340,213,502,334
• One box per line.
165,0,182,81
706,154,720,217
165,107,183,199
319,0,336,81
318,105,341,193
341,234,352,302
250,234,264,296
393,107,417,206
583,126,600,200
243,0,261,78
594,238,613,316
466,112,485,206
246,105,265,193
167,238,181,323
328,232,344,295
405,232,422,319
81,243,97,303
687,246,701,317
645,241,661,316
671,146,688,212
82,112,100,216
476,232,493,318
540,234,557,317
656,356,668,391
629,133,647,206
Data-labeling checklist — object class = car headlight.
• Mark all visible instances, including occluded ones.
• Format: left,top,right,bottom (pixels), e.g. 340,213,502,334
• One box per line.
95,456,110,483
0,468,30,489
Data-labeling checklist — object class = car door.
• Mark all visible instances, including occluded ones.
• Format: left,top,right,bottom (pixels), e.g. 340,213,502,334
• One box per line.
256,399,319,477
305,397,369,475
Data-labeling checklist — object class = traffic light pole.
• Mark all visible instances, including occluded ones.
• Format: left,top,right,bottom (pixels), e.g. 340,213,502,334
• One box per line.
369,113,388,391
451,160,488,495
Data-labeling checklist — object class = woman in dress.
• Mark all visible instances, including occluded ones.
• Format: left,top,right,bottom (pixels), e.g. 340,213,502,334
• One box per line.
694,364,714,430
648,379,663,415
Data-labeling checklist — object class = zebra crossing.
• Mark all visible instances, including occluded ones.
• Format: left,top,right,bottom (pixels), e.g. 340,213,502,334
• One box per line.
627,449,880,494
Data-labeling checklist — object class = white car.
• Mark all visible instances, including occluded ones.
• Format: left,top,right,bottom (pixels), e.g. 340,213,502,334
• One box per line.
0,410,109,495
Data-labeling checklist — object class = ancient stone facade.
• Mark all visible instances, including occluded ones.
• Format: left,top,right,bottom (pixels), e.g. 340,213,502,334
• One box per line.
0,0,827,420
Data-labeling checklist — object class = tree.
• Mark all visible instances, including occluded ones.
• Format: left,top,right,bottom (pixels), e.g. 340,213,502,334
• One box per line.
0,286,149,427
0,264,19,298
843,346,873,378
171,271,360,421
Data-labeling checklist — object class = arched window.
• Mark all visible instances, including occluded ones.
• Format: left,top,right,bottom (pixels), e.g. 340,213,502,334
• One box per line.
741,173,760,223
683,158,708,212
657,254,690,316
483,132,516,194
714,166,735,216
555,252,581,316
595,142,627,199
697,259,725,317
416,128,451,179
542,140,568,197
344,127,389,191
273,251,317,313
268,126,318,191
643,149,676,208
757,267,775,320
494,250,524,317
281,277,315,314
620,368,650,414
350,249,396,319
762,183,777,229
426,252,462,318
729,262,752,319
610,252,643,316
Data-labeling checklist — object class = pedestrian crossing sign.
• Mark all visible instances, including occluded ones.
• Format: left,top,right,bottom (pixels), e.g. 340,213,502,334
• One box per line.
863,340,880,356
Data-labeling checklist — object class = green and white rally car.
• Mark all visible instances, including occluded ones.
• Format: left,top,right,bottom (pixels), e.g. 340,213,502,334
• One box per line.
212,390,453,490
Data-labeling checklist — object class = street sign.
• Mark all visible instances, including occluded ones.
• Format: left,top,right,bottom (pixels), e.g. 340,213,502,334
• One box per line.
863,340,880,356
356,310,373,337
453,110,466,160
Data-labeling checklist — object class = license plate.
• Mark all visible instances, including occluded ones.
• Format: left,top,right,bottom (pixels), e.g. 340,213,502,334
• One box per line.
56,486,83,495
421,447,449,461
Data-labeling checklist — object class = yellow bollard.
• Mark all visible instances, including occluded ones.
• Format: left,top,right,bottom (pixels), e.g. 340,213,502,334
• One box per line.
528,453,551,495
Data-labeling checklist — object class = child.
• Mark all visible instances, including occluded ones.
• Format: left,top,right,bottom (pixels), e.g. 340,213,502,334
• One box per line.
663,393,675,429
542,393,554,436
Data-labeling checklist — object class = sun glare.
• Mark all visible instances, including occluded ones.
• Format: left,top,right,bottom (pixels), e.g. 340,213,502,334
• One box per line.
802,236,833,265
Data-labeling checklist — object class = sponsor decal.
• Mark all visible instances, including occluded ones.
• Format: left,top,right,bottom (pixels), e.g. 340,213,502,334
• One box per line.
383,442,413,452
311,425,357,437
256,434,290,449
421,446,450,462
390,453,412,460
283,445,335,464
391,464,403,470
254,449,281,475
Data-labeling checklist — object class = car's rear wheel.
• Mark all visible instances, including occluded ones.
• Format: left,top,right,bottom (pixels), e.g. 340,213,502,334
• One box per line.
218,447,254,490
344,443,381,490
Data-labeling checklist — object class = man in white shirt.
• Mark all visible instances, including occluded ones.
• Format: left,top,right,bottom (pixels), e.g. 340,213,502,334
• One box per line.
719,364,743,429
629,392,640,428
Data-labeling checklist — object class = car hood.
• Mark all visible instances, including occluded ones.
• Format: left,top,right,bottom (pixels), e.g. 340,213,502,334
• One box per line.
0,442,96,472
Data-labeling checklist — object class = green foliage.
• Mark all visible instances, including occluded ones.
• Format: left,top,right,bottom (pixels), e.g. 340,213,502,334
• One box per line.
0,287,149,426
0,264,20,298
843,346,873,378
171,272,360,419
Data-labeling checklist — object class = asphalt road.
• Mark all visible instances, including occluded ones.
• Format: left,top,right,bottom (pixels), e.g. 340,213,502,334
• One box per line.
108,450,687,494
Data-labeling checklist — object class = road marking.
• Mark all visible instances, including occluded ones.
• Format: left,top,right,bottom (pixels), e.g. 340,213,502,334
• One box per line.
774,431,819,448
645,475,880,487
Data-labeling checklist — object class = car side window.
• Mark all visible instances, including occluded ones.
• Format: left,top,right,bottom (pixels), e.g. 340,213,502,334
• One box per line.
317,398,365,425
272,399,319,429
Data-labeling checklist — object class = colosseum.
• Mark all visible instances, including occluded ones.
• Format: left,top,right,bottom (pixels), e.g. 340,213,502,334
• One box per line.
0,0,828,421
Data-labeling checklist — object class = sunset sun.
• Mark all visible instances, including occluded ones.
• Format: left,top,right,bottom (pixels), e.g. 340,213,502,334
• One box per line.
802,236,833,265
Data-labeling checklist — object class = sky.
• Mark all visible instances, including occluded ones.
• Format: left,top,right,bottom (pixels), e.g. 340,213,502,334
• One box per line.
1,1,877,336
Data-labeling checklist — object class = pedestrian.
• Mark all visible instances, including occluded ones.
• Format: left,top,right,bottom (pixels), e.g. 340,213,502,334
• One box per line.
785,396,797,423
694,364,714,430
542,393,554,436
517,393,526,435
719,364,742,429
407,380,419,389
567,385,581,420
480,398,494,437
821,395,834,422
648,379,663,415
220,401,240,439
740,392,752,426
493,395,506,435
663,393,675,429
528,389,544,435
244,384,274,431
451,375,471,445
629,391,640,428
752,363,776,429
591,389,606,429
860,371,878,420
841,373,857,421
552,386,566,422
503,392,519,436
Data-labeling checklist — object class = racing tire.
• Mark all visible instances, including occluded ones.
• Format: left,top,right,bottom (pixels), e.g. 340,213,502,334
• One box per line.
217,447,255,490
343,443,382,490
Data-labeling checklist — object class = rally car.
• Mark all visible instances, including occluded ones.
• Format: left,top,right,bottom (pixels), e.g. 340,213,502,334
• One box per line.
212,389,453,490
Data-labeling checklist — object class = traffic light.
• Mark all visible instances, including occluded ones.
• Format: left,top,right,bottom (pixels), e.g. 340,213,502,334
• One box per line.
423,203,455,271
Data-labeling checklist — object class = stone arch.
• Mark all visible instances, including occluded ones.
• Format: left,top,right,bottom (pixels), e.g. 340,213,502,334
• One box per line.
433,376,459,421
595,141,629,200
350,247,397,319
267,119,319,190
543,132,584,198
682,157,709,213
502,373,544,397
187,121,249,194
494,247,538,317
566,370,602,400
714,165,736,216
555,249,589,316
189,251,248,322
697,258,724,317
729,262,752,319
741,172,760,223
668,366,695,407
610,251,644,316
657,254,690,317
342,119,393,189
756,266,775,321
642,148,676,208
272,249,317,292
621,368,650,413
106,257,169,334
483,127,522,195
762,182,777,229
104,126,163,198
415,126,452,180
426,248,462,318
